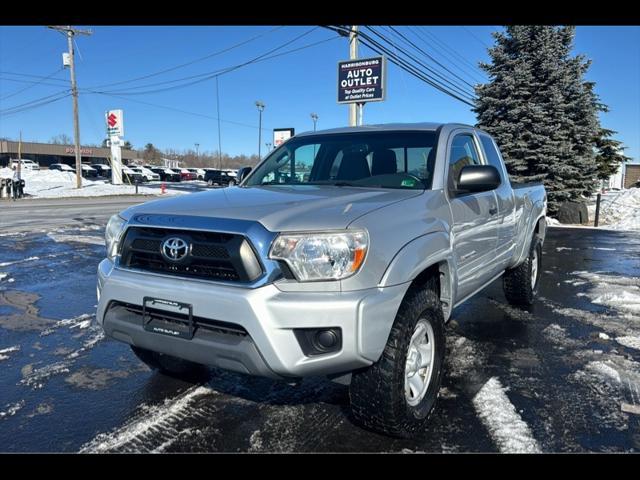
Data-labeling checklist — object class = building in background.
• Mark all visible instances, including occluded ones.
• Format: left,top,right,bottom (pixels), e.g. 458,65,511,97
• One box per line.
624,163,640,189
0,140,137,168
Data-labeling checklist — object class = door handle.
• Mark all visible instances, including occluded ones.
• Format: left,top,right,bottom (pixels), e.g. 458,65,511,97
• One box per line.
489,207,498,216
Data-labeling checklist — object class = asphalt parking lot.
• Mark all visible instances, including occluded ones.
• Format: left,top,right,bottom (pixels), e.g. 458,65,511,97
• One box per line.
0,202,639,452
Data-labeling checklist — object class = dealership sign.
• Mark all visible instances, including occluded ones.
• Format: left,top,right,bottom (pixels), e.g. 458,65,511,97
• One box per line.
273,128,295,148
106,109,124,138
337,56,386,104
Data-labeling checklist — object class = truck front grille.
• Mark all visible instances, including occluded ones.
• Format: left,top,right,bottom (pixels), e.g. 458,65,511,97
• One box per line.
119,226,263,283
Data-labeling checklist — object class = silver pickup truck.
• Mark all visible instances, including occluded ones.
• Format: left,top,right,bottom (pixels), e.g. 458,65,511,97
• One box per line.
97,123,547,437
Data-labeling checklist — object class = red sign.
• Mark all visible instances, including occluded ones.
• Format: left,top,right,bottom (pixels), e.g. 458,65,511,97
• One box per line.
107,113,117,127
65,147,94,155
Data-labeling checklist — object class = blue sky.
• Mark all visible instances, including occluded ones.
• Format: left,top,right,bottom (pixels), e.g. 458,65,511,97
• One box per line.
1,25,638,162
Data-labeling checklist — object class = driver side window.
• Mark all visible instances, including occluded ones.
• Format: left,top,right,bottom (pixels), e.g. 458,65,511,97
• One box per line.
448,134,481,191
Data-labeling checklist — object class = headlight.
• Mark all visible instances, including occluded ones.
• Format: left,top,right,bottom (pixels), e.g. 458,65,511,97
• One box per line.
105,214,126,261
269,230,368,281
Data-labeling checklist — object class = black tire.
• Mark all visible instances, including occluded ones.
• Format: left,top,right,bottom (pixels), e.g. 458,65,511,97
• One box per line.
503,235,542,307
349,277,446,438
130,345,208,380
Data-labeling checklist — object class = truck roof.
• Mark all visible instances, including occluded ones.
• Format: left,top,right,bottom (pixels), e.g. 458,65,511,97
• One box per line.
295,122,475,138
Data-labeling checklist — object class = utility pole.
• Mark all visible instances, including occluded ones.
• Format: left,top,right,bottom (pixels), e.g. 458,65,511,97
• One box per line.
49,25,92,189
195,143,200,158
216,77,222,169
255,100,265,159
310,112,318,131
349,25,358,127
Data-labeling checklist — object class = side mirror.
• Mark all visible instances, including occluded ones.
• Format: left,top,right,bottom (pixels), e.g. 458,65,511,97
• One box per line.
456,165,501,193
238,167,252,183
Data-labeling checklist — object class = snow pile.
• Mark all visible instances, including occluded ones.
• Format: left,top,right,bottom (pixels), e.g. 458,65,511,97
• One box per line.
0,167,183,199
598,188,640,231
472,377,541,453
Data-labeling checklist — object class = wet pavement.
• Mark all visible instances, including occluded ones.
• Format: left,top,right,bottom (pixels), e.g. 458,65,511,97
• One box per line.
0,223,639,452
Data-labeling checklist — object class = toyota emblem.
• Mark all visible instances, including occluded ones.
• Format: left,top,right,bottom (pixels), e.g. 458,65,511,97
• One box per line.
161,237,189,262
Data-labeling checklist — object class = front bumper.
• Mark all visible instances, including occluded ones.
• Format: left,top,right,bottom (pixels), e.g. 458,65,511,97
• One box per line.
97,259,409,379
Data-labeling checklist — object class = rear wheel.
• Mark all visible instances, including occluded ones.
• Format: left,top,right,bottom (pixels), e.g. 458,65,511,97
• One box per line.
503,235,542,306
130,345,208,380
349,278,445,438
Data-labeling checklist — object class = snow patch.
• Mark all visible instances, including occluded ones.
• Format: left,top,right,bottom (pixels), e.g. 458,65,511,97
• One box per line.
0,168,184,199
472,377,541,453
0,345,20,361
0,400,25,420
0,256,39,267
47,233,105,246
80,385,212,453
615,336,640,351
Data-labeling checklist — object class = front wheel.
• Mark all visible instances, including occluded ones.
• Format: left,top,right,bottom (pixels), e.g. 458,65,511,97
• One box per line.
349,279,445,438
503,236,542,306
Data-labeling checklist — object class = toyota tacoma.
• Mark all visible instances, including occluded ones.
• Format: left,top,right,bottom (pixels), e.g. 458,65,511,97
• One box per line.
97,123,547,437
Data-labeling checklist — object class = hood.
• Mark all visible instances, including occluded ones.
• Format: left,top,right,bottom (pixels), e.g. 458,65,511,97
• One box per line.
122,185,423,232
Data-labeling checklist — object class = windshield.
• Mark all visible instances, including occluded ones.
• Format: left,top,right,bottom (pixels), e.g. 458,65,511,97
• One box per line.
244,131,438,190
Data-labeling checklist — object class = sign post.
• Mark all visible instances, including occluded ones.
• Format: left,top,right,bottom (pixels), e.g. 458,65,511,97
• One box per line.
273,128,295,149
106,109,124,185
337,56,386,126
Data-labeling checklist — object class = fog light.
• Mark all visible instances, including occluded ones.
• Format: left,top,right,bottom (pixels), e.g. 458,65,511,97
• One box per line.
294,327,342,356
315,330,338,350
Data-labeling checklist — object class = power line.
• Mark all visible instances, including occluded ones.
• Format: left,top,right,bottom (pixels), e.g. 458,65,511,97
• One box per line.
86,26,284,90
365,26,475,101
0,68,65,101
462,26,491,49
86,90,272,132
386,26,477,90
85,29,332,97
350,26,476,105
0,91,71,117
408,27,487,84
324,25,476,106
0,89,71,114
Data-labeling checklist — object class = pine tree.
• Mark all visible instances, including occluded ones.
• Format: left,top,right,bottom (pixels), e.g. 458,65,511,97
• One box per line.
594,127,631,181
475,26,603,214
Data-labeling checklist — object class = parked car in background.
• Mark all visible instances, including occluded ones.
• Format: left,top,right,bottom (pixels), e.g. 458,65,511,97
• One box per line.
180,169,197,181
49,163,76,174
204,169,234,186
122,167,143,184
150,167,181,182
11,159,40,171
91,164,112,178
186,168,206,180
130,166,161,182
81,164,98,178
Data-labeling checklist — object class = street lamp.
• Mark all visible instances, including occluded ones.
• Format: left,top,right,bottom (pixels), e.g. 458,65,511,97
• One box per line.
310,112,318,131
195,143,200,158
255,100,265,158
266,142,272,151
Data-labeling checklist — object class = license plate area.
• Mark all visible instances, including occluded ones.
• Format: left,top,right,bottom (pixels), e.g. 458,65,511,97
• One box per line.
142,296,195,339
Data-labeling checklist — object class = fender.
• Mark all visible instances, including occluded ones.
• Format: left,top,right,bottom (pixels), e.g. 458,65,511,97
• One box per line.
379,230,456,319
511,200,546,268
357,231,455,363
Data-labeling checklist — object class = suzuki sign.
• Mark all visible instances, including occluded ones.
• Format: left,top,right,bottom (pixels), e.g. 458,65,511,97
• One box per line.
106,109,124,138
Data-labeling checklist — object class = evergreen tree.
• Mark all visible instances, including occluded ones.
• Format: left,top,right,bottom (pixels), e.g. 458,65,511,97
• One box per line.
475,26,602,213
594,127,631,181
